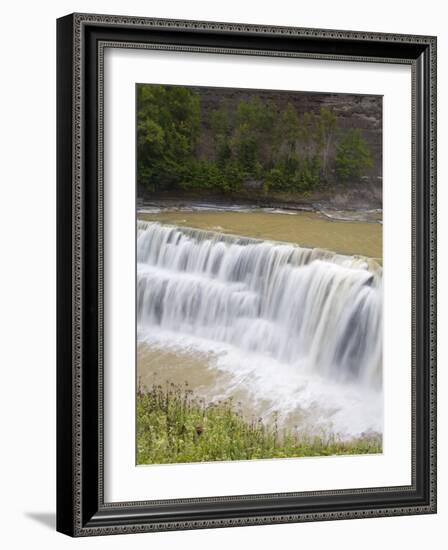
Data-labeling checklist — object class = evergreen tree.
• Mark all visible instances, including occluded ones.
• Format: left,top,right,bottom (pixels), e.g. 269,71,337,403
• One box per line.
136,84,375,196
335,129,373,182
137,85,200,190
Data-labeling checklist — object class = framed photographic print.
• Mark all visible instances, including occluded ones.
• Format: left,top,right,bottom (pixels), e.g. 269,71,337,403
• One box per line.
56,13,437,536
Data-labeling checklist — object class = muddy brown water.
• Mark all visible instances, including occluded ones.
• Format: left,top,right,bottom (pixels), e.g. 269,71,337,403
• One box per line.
138,210,382,260
137,343,316,434
137,209,382,436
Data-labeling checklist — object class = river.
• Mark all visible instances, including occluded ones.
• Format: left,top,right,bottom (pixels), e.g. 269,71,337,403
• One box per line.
137,207,383,440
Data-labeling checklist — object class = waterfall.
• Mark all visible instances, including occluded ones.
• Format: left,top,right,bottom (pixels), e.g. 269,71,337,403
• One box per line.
137,220,382,386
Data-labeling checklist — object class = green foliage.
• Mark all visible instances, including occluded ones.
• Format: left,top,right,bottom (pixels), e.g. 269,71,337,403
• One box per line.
179,159,244,194
318,107,338,181
137,85,375,196
232,98,275,177
265,156,320,193
210,101,232,168
235,97,275,133
281,104,301,154
137,383,382,464
336,129,373,182
137,84,200,190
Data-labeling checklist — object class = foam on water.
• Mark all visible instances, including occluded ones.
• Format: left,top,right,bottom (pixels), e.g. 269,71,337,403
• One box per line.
137,220,383,437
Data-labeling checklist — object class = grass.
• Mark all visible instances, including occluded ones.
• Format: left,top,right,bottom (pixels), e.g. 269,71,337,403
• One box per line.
137,382,382,465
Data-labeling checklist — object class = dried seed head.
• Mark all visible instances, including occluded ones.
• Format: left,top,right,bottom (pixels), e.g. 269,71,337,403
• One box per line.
195,424,204,435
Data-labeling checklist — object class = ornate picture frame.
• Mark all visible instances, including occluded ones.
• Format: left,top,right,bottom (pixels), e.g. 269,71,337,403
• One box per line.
56,13,437,536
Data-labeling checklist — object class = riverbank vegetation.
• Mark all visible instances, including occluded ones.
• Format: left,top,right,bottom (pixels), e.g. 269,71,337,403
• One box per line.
137,84,374,197
137,382,382,465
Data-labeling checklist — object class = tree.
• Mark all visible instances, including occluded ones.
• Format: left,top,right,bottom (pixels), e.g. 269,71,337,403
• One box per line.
210,101,232,168
137,84,377,196
318,107,337,182
299,111,321,160
137,85,200,190
279,104,300,156
335,129,373,182
233,97,275,177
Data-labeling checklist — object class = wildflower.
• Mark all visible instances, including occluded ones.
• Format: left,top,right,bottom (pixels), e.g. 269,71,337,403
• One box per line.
195,424,204,436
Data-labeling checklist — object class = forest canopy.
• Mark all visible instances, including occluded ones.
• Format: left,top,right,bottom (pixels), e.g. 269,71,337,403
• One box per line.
137,84,374,196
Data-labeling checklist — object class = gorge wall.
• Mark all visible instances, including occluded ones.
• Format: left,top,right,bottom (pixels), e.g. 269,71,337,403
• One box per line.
140,86,383,211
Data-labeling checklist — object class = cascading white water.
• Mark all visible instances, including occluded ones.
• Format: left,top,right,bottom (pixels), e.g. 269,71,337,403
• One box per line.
137,220,382,387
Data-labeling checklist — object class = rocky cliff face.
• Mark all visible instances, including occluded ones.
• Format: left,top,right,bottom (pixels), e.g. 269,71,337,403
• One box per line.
139,85,383,210
192,86,382,205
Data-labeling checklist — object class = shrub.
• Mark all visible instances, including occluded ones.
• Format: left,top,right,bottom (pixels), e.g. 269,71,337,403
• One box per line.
335,129,373,182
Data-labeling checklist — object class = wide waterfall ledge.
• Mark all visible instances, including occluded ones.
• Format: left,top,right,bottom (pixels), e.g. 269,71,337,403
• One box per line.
137,219,382,387
137,219,382,273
